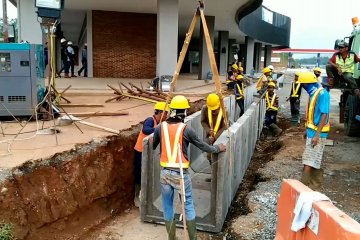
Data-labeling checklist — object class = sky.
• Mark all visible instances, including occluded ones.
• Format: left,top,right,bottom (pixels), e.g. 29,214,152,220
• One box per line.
0,0,17,20
263,0,360,50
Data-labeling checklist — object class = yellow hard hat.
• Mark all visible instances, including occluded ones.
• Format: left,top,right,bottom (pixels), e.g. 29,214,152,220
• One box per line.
236,75,244,80
154,101,170,111
297,72,318,84
313,67,321,73
232,64,239,70
239,66,244,72
206,93,220,111
295,72,300,77
263,67,271,74
169,95,190,109
267,81,276,88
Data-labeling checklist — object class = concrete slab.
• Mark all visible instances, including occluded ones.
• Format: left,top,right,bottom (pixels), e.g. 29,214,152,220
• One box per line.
140,89,267,232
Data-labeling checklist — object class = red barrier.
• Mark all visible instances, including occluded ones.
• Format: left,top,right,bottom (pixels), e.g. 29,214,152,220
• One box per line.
275,179,360,240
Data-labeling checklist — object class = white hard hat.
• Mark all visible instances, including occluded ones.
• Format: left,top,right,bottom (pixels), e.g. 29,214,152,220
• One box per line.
67,41,73,45
268,65,274,70
60,38,66,43
84,43,87,47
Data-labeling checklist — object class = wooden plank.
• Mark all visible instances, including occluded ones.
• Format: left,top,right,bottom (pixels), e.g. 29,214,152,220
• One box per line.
65,111,129,117
120,93,158,103
162,11,199,120
60,104,104,108
199,8,229,128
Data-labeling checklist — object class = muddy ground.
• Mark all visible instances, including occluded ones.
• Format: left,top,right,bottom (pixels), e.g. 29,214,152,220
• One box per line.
82,114,360,240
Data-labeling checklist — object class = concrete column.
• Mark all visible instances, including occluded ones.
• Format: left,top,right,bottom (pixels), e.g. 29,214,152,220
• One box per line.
228,38,236,65
238,43,246,67
245,36,255,74
264,44,272,68
86,10,94,77
217,31,229,76
254,42,262,73
17,0,42,43
157,0,179,77
198,16,215,80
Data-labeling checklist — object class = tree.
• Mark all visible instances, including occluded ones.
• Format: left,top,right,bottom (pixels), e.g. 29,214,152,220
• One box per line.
0,18,18,42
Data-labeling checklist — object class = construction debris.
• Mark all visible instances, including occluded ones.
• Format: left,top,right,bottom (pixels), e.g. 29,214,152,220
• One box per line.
106,83,168,103
65,111,129,117
57,115,120,134
60,104,105,108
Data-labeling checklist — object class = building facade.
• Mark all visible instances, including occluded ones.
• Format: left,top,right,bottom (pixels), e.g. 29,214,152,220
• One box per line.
15,0,290,78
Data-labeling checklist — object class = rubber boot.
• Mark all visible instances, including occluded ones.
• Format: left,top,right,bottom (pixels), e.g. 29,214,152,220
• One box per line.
270,123,283,137
165,220,177,240
300,172,311,187
134,184,141,208
310,169,324,191
186,220,197,240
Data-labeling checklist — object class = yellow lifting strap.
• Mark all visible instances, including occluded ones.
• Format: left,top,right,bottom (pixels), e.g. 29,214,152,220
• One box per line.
266,92,278,111
162,122,186,163
208,108,223,136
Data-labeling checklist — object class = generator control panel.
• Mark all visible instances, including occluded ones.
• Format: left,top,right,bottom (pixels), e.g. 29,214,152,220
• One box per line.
0,53,11,72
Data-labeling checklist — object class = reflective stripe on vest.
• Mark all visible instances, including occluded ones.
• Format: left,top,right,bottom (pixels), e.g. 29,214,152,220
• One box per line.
160,122,189,168
236,83,244,100
336,53,355,73
208,108,223,136
266,92,278,111
291,82,301,98
306,88,330,132
134,116,157,152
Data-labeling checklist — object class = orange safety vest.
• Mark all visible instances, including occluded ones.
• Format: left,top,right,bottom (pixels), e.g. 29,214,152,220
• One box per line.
208,108,223,136
134,116,157,152
306,88,330,132
291,82,301,98
160,122,189,169
266,92,278,111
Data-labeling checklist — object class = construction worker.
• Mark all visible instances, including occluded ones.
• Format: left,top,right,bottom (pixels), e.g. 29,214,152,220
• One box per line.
289,73,302,123
264,82,282,136
256,67,272,95
297,72,330,190
313,67,322,83
67,41,77,77
133,102,169,207
57,38,68,77
201,93,227,145
326,41,360,98
78,43,88,77
153,95,226,240
227,64,239,89
234,75,245,117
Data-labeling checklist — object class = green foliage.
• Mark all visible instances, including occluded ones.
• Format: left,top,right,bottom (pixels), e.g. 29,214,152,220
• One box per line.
0,222,15,240
294,56,330,66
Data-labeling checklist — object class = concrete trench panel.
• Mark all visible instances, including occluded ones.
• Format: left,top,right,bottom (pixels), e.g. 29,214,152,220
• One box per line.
140,87,264,232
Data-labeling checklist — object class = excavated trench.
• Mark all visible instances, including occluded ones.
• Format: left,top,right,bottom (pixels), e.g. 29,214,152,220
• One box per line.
0,100,205,240
207,118,287,240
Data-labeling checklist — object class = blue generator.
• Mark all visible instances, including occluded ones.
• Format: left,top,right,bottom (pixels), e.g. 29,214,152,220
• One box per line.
0,43,44,117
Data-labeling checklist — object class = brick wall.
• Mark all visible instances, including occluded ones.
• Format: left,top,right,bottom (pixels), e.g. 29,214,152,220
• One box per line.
92,11,157,78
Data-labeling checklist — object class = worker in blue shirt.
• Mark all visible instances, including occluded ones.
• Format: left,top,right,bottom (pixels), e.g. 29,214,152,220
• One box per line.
133,102,169,207
297,72,330,190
